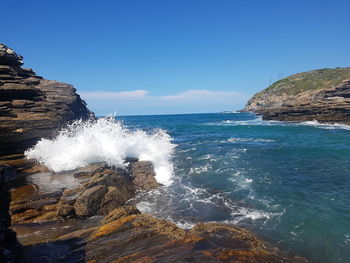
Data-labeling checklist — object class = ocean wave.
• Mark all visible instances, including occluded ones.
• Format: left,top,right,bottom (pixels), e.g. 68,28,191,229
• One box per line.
206,117,350,131
133,179,282,230
300,120,350,130
189,163,212,174
227,137,276,143
25,117,176,186
227,206,283,224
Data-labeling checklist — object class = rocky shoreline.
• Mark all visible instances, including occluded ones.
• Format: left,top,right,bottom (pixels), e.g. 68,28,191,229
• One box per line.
245,68,350,124
0,44,308,262
9,162,307,263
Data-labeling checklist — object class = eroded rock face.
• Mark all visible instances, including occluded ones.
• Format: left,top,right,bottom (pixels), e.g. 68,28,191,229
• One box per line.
0,43,94,161
245,79,350,124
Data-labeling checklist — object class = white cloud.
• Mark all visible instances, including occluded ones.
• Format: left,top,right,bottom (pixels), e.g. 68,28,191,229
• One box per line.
82,90,149,99
79,89,251,115
159,90,243,101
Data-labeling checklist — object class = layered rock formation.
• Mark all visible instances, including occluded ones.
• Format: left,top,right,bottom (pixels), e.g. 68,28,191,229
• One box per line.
0,44,93,164
245,68,350,124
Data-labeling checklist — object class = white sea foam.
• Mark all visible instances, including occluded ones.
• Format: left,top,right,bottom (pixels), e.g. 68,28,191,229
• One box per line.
136,201,157,213
170,219,195,229
300,120,350,130
189,163,212,174
227,137,276,143
25,117,176,186
207,117,350,131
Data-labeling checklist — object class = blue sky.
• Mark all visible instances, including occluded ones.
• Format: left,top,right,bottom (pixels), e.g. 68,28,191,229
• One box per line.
2,0,350,115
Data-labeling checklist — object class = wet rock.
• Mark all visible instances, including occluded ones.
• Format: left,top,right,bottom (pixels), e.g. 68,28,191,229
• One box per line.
58,203,75,218
0,165,22,263
74,185,108,217
57,188,81,217
102,206,141,224
99,186,133,215
10,162,309,263
55,213,307,263
0,163,19,183
87,168,128,188
21,238,86,263
10,162,156,222
130,161,159,190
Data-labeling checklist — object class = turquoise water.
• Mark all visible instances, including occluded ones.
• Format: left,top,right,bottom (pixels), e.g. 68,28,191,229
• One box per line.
118,113,350,263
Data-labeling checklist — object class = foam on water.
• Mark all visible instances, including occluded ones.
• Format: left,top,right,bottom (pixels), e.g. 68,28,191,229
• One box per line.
206,117,350,131
227,137,276,143
300,120,350,130
25,117,176,186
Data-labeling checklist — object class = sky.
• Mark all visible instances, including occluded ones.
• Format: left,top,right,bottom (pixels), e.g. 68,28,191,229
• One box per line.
2,0,350,115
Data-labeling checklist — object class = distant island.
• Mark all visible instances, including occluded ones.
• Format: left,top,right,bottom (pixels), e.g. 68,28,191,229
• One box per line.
244,67,350,124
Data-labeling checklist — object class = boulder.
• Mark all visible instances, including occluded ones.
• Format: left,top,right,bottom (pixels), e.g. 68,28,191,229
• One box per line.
99,186,133,215
130,161,159,190
74,184,108,217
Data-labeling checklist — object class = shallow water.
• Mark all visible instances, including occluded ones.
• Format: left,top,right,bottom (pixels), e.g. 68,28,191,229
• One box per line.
118,112,350,263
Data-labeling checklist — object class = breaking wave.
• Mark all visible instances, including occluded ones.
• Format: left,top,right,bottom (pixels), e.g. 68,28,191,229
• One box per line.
25,117,176,186
300,120,350,130
206,117,350,130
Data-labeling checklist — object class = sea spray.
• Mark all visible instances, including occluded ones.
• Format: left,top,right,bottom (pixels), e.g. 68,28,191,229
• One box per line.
25,117,176,186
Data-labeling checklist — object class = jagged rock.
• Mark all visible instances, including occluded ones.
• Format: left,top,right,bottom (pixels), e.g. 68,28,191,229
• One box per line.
130,161,159,190
102,206,141,224
10,162,155,222
0,43,94,164
74,185,108,217
0,44,23,66
57,188,81,217
99,186,133,215
57,203,75,217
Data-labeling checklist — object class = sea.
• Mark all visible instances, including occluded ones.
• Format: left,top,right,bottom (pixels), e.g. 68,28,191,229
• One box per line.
26,112,350,263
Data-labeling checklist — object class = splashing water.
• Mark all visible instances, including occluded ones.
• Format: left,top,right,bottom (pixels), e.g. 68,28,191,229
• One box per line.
25,117,176,186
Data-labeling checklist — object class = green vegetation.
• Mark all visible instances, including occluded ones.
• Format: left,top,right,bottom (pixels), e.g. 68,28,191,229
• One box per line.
258,67,350,97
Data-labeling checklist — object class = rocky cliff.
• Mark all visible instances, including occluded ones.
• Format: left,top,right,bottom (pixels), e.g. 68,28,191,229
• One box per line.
0,44,93,162
245,68,350,124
